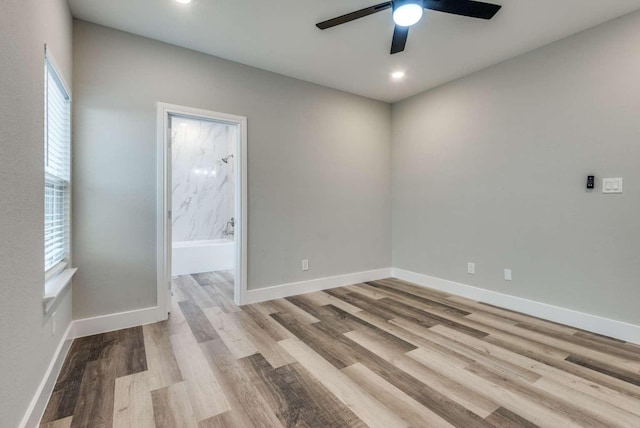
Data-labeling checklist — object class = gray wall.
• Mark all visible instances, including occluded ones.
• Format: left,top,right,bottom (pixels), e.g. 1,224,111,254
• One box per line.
72,21,391,319
392,11,640,325
0,0,73,426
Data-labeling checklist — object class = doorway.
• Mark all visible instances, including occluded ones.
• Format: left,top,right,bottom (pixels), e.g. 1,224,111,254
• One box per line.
157,103,247,317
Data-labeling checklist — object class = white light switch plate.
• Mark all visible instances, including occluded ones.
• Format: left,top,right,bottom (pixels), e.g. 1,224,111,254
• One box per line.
602,178,623,194
467,263,475,275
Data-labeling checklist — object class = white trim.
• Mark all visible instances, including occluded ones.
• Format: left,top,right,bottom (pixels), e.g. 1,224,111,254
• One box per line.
392,268,640,345
244,268,392,304
19,323,73,428
44,261,67,284
71,306,162,339
156,102,249,313
43,268,77,314
44,44,71,98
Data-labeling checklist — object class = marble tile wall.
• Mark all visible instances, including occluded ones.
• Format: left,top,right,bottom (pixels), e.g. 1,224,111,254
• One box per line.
171,116,236,242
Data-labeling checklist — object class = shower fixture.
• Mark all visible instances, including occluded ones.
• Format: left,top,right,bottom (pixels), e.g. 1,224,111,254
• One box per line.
223,217,235,237
221,154,234,164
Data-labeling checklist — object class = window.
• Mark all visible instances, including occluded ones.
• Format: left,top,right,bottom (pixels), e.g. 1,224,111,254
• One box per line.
44,56,71,275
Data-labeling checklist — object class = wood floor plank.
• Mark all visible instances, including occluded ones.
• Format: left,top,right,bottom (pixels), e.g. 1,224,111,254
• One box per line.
285,295,354,334
324,289,398,320
312,290,363,314
199,339,284,428
436,323,640,403
518,322,640,362
278,337,409,428
269,298,321,324
485,407,539,428
192,272,218,286
365,280,472,316
399,310,573,360
379,296,489,338
446,295,578,335
343,363,456,428
178,299,221,343
345,329,500,420
289,311,498,426
42,272,640,428
142,321,183,390
344,283,388,300
70,358,116,428
109,327,148,378
40,416,73,428
565,354,640,387
241,305,295,342
41,383,81,424
464,361,614,428
349,309,478,366
170,321,230,421
483,334,640,400
271,311,359,369
113,371,155,428
241,353,366,427
416,324,542,383
202,283,240,314
204,309,258,359
151,382,198,428
198,411,248,428
235,310,295,368
531,375,640,427
467,312,640,372
379,278,453,300
41,336,102,422
173,275,216,309
407,347,602,428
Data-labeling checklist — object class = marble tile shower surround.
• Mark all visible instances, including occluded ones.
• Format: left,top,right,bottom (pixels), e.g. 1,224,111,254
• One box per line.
171,116,236,242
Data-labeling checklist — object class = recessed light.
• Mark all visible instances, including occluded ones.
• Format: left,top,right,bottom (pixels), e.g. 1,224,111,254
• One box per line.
391,71,405,80
175,0,192,4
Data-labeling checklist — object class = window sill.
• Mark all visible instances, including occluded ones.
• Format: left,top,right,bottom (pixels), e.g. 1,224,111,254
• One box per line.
43,268,77,315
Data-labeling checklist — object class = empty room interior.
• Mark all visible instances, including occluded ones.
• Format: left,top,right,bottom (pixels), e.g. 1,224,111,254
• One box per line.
2,0,640,427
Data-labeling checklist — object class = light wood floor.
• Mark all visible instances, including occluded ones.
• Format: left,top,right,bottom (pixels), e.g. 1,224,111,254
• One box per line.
41,272,640,427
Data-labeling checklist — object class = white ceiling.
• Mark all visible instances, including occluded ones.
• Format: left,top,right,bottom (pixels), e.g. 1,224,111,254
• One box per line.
68,0,640,102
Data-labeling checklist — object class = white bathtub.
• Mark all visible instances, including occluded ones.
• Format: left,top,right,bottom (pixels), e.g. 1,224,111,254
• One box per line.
172,239,235,276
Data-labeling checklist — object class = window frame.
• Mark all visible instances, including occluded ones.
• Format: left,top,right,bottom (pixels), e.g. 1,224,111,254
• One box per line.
43,47,76,313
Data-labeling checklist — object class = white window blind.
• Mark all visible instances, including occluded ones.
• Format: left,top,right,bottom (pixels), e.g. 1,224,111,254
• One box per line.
44,57,71,273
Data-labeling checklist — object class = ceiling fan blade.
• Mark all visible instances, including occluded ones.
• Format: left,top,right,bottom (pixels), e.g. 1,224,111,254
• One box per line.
316,2,392,30
390,25,409,54
424,0,502,20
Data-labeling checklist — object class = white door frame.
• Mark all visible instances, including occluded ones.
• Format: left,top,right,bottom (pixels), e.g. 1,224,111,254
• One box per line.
156,102,248,317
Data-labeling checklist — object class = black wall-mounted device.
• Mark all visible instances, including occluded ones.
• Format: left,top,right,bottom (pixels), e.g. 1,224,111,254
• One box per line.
587,175,595,189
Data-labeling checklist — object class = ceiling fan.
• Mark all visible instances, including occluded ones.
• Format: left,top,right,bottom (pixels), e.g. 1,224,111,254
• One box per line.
316,0,502,55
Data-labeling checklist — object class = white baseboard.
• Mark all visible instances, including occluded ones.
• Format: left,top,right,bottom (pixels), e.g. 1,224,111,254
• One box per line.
19,323,73,428
392,268,640,345
243,268,393,305
71,306,164,339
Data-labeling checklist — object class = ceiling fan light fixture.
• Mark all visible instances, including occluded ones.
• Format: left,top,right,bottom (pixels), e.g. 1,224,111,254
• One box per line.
393,1,423,27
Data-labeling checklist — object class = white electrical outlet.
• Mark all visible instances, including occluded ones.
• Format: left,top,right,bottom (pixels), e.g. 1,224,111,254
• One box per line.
302,259,309,271
467,262,475,275
51,312,56,336
504,269,512,281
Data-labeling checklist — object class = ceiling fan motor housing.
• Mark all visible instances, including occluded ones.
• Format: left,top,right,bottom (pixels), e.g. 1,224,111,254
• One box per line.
393,0,425,11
